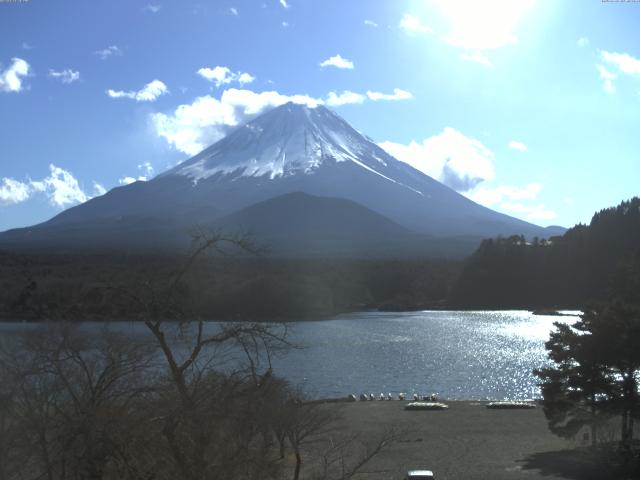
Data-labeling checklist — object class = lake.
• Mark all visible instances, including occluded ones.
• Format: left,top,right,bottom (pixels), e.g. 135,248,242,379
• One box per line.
0,310,580,400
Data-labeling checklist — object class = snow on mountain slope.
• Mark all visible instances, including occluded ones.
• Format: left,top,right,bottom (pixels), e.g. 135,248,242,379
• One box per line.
164,103,423,195
0,102,562,254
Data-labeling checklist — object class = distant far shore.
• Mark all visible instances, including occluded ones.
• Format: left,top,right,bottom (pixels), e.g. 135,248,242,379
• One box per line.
0,307,583,324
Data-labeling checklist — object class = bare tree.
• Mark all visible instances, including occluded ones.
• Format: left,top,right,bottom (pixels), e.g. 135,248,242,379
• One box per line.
0,324,158,480
312,426,406,480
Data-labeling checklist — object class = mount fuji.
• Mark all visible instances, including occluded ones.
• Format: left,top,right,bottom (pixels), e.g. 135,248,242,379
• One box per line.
0,103,563,256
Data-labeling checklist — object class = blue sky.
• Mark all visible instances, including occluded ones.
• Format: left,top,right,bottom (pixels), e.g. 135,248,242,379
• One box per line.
1,0,639,231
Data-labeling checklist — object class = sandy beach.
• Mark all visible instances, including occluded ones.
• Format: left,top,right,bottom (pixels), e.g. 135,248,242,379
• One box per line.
317,400,616,480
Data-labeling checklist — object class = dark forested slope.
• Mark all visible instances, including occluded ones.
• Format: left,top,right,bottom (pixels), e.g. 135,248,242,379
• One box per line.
449,197,640,308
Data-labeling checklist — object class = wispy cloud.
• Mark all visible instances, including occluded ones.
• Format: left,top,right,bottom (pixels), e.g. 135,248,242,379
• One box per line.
319,54,354,69
21,42,33,50
48,69,80,84
229,7,238,16
144,3,161,13
399,14,432,34
279,0,290,8
467,183,542,206
197,66,255,87
94,45,122,60
118,163,153,185
460,51,492,67
364,19,378,28
366,88,412,101
596,64,616,94
501,202,557,220
508,140,528,152
0,57,30,93
93,182,107,196
107,79,168,102
577,37,589,47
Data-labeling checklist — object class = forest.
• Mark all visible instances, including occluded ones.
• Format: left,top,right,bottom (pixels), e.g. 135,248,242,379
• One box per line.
0,248,460,322
449,197,640,309
1,197,638,321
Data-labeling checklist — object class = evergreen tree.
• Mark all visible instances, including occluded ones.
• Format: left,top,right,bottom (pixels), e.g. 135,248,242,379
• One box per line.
536,301,640,451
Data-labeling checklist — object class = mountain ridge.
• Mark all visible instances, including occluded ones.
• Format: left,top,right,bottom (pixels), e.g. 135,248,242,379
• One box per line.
0,102,564,256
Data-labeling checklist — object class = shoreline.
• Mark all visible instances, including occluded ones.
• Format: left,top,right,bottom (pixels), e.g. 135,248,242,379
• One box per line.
0,307,583,324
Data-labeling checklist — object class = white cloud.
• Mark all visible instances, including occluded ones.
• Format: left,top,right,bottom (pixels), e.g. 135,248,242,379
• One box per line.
198,66,233,86
107,79,168,102
151,88,322,156
279,0,289,8
465,183,542,206
326,90,365,106
282,21,289,27
93,182,107,196
94,45,121,60
508,140,528,152
0,58,30,93
119,177,139,186
237,72,255,85
601,50,640,76
0,178,31,205
460,51,492,67
399,14,432,34
364,19,378,27
2,165,93,208
152,82,413,156
48,69,80,84
465,182,556,221
229,7,238,15
119,176,148,185
596,64,616,94
197,66,255,87
319,54,354,70
41,165,89,207
366,88,413,101
138,162,154,177
380,127,495,192
144,3,161,13
577,37,589,47
118,162,155,185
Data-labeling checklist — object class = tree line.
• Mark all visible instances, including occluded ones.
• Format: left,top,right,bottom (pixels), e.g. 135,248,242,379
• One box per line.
0,232,402,480
531,202,640,475
449,197,640,309
0,251,460,322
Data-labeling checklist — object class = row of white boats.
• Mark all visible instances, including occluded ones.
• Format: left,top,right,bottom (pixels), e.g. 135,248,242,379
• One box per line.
348,393,439,402
346,393,537,410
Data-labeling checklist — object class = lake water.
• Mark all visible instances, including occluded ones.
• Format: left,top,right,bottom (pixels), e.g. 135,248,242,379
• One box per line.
0,310,580,401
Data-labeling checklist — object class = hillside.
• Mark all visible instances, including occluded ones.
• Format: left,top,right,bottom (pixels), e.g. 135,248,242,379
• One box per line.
448,197,640,308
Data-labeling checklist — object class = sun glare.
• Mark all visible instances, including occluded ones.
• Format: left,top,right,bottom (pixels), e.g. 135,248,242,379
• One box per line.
432,0,536,50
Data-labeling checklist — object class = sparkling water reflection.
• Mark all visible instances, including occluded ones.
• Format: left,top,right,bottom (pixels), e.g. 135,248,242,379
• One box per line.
0,310,579,400
269,310,578,400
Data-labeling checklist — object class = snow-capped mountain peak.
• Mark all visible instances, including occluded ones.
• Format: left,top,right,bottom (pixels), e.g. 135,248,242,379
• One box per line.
168,102,401,183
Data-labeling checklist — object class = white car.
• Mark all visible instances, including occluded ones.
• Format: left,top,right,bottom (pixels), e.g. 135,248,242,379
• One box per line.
406,470,435,479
